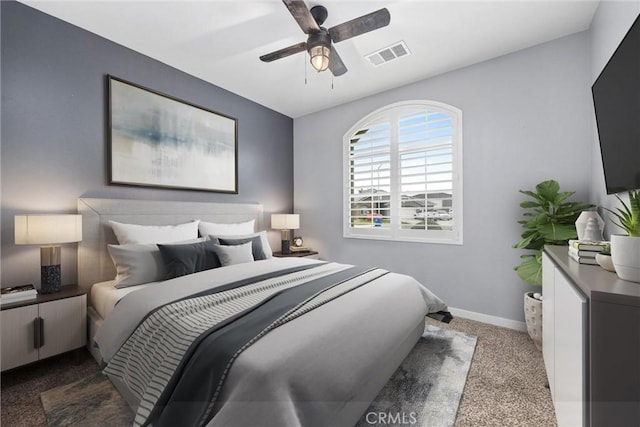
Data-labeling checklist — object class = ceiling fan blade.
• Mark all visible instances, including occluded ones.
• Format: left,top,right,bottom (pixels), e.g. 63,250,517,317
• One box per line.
329,47,348,77
282,0,320,34
329,8,390,43
260,41,307,62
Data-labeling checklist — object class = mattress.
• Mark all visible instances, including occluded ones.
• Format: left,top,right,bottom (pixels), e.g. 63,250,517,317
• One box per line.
95,257,449,427
90,280,151,320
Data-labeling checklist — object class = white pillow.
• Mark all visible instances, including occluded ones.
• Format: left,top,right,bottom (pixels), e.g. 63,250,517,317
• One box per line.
198,219,255,237
209,230,273,259
109,220,200,245
108,238,204,288
213,242,254,266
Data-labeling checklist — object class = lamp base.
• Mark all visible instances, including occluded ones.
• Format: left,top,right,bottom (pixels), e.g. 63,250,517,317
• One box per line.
40,265,61,293
280,229,292,254
40,245,62,293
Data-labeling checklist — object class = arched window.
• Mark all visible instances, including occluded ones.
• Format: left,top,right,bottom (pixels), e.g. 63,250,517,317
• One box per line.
343,100,463,244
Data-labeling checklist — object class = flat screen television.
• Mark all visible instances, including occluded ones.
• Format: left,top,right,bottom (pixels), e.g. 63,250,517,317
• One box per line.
591,13,640,195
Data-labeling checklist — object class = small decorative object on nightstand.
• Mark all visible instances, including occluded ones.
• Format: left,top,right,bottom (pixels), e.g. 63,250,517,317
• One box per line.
292,236,304,248
271,214,300,255
14,214,82,293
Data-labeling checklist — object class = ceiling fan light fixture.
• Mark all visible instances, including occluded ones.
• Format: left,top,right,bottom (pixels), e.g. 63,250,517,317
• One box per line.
309,44,330,72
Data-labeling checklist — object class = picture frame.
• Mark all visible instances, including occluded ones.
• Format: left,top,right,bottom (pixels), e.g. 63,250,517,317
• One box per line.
107,75,238,193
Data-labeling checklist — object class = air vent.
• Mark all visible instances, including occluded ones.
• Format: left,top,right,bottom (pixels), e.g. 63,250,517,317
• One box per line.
366,41,410,67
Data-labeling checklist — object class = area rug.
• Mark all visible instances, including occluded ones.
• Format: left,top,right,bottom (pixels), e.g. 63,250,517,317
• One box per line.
40,372,134,426
41,324,476,427
356,324,477,427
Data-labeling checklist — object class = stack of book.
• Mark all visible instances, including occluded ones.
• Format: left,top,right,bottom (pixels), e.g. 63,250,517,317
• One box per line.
1,284,38,305
568,240,609,265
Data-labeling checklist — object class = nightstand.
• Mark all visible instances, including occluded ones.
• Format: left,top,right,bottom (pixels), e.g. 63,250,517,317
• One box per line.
1,285,87,371
273,250,319,259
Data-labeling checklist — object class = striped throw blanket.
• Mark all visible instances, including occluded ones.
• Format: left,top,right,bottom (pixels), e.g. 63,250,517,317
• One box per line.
103,262,389,427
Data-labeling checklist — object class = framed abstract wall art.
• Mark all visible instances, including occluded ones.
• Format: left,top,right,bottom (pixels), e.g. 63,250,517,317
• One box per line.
108,75,238,193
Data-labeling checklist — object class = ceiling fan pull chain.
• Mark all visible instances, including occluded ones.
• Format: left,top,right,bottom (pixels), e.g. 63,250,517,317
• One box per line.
304,51,308,85
332,74,334,90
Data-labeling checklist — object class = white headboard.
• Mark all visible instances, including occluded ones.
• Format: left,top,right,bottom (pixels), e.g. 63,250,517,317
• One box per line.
77,198,263,292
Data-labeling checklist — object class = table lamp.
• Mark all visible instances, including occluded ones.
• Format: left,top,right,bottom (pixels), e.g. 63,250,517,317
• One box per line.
271,214,299,255
15,214,82,293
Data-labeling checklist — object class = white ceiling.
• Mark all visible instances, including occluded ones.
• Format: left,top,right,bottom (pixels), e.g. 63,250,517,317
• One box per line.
21,0,600,118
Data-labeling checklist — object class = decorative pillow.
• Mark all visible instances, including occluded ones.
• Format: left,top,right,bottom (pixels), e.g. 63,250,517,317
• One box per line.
198,219,255,238
108,238,203,288
108,243,165,288
212,242,254,266
216,235,266,261
158,240,221,280
210,231,272,259
109,220,200,245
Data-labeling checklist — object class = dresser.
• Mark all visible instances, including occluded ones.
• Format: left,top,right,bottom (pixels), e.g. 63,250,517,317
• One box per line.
542,246,640,427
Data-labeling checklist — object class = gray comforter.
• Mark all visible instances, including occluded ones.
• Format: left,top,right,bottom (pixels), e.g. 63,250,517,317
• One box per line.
95,258,449,427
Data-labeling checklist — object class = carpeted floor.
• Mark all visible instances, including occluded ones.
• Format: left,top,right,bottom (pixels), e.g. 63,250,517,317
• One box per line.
430,317,557,427
1,317,556,426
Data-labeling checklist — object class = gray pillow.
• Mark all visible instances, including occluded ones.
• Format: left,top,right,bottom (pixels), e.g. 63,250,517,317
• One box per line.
216,235,266,261
208,231,273,258
212,242,254,266
108,238,204,288
158,240,221,279
108,243,167,288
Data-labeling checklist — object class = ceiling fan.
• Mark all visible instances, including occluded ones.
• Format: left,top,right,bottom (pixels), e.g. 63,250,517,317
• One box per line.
260,0,391,76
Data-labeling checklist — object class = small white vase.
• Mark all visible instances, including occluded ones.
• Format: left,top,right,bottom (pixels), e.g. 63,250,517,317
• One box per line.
610,234,640,283
575,211,604,241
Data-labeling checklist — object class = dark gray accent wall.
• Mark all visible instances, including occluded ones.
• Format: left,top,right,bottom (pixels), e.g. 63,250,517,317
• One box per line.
1,1,294,287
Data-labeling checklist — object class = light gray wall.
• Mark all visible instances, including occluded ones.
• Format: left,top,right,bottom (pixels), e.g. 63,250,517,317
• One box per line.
294,32,591,322
588,0,640,234
1,2,294,288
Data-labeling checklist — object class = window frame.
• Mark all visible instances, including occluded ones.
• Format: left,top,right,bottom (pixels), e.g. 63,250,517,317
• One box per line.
343,100,463,245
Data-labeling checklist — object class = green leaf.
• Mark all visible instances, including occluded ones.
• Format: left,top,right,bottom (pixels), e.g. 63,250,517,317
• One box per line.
514,233,537,249
515,252,542,286
536,180,560,202
520,200,541,209
553,191,575,205
519,190,541,201
605,192,640,236
537,223,578,241
533,211,550,225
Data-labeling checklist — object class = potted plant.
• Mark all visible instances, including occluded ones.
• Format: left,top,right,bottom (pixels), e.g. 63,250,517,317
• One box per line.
514,180,593,350
605,190,640,282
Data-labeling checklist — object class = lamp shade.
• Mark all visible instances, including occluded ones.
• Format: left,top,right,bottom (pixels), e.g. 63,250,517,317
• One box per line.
15,214,82,245
271,214,300,230
309,45,330,72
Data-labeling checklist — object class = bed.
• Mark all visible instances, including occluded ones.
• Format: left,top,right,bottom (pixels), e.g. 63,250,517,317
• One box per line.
78,198,450,427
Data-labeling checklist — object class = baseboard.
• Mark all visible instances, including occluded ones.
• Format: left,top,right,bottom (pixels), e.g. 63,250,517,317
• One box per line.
449,307,527,332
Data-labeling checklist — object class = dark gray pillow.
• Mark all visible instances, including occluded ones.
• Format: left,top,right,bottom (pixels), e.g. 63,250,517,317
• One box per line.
157,240,220,279
215,235,266,260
